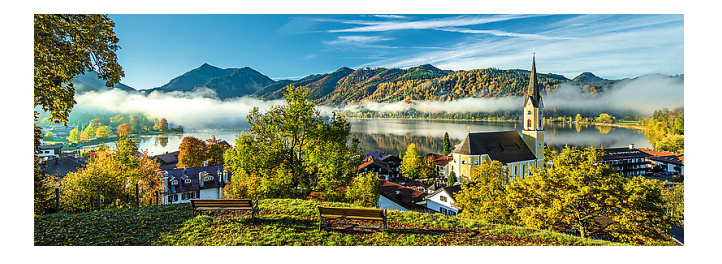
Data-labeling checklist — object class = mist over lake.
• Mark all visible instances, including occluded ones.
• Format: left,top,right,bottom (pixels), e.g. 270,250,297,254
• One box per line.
129,118,651,157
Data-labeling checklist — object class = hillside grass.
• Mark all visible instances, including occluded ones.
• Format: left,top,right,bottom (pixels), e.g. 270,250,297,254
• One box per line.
34,199,625,246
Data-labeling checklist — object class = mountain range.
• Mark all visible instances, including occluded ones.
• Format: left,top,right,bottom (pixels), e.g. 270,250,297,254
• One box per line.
73,63,683,106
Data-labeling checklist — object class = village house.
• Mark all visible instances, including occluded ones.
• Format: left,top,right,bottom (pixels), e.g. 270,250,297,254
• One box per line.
358,151,402,180
423,153,454,178
42,154,86,178
423,184,463,216
159,162,230,204
377,180,431,213
639,148,684,176
599,144,651,177
152,150,180,170
38,144,63,162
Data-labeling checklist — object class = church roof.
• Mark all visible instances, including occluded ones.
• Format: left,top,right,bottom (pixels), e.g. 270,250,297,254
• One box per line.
524,54,542,108
451,131,537,164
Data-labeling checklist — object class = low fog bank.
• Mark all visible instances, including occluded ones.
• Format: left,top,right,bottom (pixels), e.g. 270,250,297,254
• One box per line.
342,74,683,117
73,74,682,129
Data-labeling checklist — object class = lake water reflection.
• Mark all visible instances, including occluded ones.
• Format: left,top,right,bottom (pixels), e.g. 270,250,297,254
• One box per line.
132,118,651,157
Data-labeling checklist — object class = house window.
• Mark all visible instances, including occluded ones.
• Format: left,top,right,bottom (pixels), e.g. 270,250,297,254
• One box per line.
171,179,178,185
184,179,192,184
440,196,447,202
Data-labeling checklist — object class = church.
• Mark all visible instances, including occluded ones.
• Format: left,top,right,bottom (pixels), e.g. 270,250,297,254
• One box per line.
449,54,545,183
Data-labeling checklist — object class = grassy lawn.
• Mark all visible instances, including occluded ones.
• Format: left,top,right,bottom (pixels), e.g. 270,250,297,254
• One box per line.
34,199,624,246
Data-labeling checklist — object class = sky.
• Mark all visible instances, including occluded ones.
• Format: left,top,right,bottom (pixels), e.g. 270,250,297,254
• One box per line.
107,14,684,89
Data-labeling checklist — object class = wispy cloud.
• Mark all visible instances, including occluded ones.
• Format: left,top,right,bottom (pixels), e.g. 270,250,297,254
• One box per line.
325,14,537,33
353,15,683,79
438,27,578,40
371,15,406,19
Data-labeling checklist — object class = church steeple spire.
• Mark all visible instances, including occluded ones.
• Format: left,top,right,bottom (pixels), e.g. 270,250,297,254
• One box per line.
526,51,540,108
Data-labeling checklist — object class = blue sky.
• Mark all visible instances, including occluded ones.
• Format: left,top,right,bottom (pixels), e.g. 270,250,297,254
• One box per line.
107,14,683,90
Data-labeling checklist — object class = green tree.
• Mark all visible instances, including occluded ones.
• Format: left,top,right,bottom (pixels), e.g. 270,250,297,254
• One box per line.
35,113,53,216
418,156,437,179
177,136,208,168
345,172,381,207
223,85,362,200
595,113,616,124
90,118,103,128
456,160,516,224
110,115,126,126
83,125,97,140
575,114,583,123
442,132,451,156
400,143,421,179
605,176,673,245
35,14,124,125
96,126,112,138
60,144,161,213
67,128,81,143
206,143,225,166
447,171,457,186
662,182,684,225
44,131,54,140
655,135,684,153
506,146,673,245
129,115,141,133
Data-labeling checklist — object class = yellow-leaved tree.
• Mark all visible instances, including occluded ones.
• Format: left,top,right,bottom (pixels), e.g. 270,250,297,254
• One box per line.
506,146,674,245
455,160,518,225
60,139,162,212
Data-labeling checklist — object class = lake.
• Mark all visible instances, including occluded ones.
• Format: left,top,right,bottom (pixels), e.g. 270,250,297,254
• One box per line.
128,118,652,157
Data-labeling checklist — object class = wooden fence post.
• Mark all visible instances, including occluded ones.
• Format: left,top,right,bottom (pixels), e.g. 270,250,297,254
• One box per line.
55,188,60,213
135,182,139,208
97,187,101,211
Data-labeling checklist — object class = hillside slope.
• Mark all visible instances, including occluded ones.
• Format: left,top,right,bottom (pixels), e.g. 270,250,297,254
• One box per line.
34,199,623,246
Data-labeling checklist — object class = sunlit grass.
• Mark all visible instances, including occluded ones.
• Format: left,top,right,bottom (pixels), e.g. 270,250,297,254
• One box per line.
35,199,624,246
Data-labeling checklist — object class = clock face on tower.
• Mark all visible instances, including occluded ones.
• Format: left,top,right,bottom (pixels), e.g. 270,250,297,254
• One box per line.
527,110,532,115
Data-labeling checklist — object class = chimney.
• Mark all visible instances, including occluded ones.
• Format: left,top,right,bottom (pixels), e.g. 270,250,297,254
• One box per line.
204,160,209,167
395,190,401,201
223,171,229,184
629,143,634,150
199,172,204,188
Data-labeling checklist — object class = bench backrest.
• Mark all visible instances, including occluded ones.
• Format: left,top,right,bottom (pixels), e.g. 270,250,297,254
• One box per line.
191,199,253,208
318,206,384,218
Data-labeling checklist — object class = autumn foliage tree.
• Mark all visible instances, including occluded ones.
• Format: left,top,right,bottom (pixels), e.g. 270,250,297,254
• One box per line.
399,143,421,179
345,172,381,207
504,146,673,245
59,139,161,212
456,161,517,225
117,123,132,137
177,136,208,168
34,14,124,125
159,118,169,132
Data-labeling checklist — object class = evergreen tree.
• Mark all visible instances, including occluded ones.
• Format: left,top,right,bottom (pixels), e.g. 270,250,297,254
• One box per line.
447,171,457,186
443,132,451,156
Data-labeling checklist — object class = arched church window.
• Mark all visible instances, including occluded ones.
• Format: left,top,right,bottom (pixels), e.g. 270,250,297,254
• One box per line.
527,119,532,127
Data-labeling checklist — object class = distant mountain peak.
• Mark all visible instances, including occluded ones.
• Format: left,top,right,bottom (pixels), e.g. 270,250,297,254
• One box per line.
573,72,605,83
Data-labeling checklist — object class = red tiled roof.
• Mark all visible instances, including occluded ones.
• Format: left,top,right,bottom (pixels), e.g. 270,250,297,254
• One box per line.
358,156,393,172
424,153,453,166
638,148,684,165
379,179,426,205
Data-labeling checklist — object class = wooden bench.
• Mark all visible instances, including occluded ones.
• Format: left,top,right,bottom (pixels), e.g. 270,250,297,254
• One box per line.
318,206,387,233
190,199,259,219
